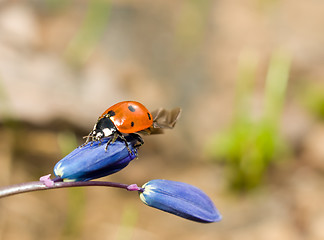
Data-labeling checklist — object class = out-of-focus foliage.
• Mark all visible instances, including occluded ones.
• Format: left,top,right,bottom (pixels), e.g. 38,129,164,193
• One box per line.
65,0,111,65
300,83,324,121
208,51,291,191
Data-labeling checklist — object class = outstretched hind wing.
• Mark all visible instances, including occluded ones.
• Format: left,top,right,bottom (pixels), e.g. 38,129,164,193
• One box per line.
141,107,181,135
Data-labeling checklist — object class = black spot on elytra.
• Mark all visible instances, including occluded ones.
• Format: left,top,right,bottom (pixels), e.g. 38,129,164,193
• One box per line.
131,121,135,127
147,112,151,120
108,110,115,116
128,105,136,112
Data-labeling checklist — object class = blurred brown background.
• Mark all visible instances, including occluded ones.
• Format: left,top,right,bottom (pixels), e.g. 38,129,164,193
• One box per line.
1,0,324,239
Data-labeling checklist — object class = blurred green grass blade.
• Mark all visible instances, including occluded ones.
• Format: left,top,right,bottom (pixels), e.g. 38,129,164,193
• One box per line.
43,0,71,12
0,76,12,120
207,50,291,192
116,205,138,240
62,187,86,240
234,50,259,122
299,83,324,120
264,51,291,123
175,0,211,52
66,0,111,65
57,131,78,156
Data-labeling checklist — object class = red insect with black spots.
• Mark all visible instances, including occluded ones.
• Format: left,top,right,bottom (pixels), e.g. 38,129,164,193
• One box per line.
83,101,153,151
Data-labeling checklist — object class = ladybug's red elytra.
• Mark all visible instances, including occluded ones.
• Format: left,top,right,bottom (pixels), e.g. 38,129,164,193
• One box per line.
83,101,153,152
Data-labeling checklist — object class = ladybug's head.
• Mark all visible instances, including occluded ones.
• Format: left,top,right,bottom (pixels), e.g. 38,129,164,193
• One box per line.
91,117,117,141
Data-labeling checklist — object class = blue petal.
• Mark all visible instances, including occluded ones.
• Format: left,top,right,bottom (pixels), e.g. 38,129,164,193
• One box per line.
140,179,222,223
54,135,140,181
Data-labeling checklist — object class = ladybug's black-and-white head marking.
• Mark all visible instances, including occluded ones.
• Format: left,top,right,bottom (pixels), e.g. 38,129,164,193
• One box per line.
91,116,117,141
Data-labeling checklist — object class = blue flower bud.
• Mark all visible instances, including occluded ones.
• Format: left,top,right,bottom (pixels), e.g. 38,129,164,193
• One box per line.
54,135,141,182
139,179,222,223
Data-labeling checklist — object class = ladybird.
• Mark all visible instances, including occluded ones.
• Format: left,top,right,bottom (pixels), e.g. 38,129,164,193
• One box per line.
83,101,153,152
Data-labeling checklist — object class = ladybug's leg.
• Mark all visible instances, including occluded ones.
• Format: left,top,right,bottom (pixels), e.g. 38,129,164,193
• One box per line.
117,134,134,155
104,133,135,155
128,133,144,148
104,132,119,151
